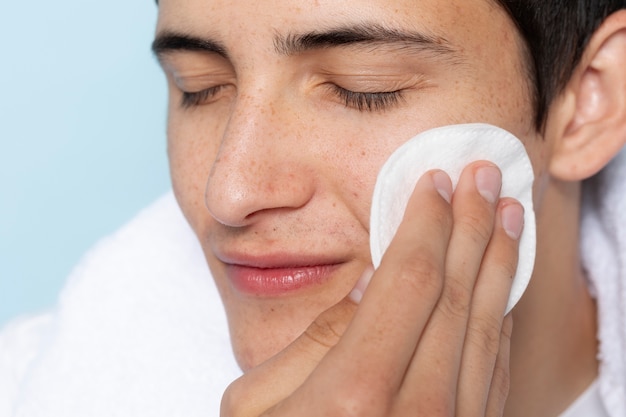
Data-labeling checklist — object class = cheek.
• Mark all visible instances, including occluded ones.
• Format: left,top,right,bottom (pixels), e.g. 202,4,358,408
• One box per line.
167,111,222,230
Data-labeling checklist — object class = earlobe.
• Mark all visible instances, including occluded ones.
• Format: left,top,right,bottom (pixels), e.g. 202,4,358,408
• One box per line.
550,10,626,181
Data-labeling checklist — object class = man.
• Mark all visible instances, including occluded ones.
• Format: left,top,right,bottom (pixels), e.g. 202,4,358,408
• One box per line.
1,0,625,416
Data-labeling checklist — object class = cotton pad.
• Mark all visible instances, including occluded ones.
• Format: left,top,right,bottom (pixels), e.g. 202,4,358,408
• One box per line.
370,123,536,314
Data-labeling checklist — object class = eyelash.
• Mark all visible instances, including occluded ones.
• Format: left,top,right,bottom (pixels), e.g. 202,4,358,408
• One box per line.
330,85,405,112
179,84,405,112
181,85,225,108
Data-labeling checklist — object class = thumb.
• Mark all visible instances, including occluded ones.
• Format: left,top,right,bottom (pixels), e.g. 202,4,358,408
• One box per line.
221,295,360,417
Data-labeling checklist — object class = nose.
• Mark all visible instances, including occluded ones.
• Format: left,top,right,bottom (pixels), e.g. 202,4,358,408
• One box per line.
205,92,315,227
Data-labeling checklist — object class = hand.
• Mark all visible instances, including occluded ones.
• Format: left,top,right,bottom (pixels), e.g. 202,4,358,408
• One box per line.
221,162,524,417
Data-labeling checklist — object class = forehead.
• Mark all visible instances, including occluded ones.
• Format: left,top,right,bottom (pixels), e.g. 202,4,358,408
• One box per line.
156,0,517,54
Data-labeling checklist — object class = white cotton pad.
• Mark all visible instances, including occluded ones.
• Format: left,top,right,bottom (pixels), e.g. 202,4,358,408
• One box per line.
370,123,536,314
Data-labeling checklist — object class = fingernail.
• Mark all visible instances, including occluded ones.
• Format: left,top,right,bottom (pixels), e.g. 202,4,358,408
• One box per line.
348,267,374,304
501,203,524,240
475,165,501,204
432,170,452,204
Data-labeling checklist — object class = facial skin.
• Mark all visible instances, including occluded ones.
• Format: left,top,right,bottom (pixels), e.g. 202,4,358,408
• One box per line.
154,0,549,372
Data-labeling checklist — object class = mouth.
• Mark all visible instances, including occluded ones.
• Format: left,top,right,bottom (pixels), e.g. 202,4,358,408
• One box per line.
221,253,343,297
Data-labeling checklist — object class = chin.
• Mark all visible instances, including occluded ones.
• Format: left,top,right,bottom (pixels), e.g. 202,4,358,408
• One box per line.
231,330,299,371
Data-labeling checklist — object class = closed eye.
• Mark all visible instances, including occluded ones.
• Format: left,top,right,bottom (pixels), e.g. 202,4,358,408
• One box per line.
329,84,405,112
181,85,226,108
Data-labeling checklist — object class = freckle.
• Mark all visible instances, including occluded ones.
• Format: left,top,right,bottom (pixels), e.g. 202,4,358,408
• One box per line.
361,151,366,156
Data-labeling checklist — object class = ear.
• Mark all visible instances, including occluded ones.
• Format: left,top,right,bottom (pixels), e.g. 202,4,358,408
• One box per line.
549,10,626,181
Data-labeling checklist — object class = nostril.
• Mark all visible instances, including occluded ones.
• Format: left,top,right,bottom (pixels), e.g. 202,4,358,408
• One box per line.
204,159,316,228
204,173,251,227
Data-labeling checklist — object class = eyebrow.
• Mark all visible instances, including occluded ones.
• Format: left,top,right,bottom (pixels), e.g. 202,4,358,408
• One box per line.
274,24,459,59
152,32,229,60
152,24,460,63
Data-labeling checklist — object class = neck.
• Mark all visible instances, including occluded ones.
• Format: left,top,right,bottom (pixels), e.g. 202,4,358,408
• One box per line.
505,178,599,417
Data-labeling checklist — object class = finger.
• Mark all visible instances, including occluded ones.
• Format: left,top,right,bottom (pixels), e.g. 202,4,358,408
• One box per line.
289,170,453,415
221,297,358,417
456,200,522,416
485,314,513,417
397,162,500,411
333,169,453,372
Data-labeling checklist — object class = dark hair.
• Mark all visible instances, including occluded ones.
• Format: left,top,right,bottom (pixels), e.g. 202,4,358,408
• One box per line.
497,0,626,129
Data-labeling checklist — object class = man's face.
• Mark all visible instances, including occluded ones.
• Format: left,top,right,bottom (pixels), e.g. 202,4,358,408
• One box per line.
155,0,548,370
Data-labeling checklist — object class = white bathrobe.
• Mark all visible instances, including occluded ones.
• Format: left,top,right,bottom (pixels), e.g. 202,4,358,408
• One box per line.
1,149,625,416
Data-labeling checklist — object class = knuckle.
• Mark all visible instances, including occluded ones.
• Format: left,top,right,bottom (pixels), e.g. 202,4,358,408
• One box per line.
455,211,494,244
492,249,520,279
468,314,503,356
398,252,444,299
437,282,471,321
327,382,389,417
501,315,514,341
221,377,252,416
400,394,454,417
491,362,511,403
327,396,368,417
407,199,452,239
303,315,344,349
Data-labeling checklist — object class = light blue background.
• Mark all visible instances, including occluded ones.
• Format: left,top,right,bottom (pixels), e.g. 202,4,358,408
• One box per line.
0,1,170,327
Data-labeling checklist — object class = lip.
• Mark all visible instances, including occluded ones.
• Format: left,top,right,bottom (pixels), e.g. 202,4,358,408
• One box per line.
219,252,343,297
